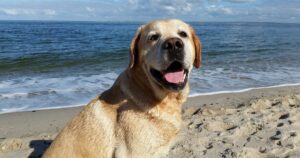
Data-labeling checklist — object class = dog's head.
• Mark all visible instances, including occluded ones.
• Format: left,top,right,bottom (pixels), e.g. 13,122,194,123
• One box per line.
129,19,201,92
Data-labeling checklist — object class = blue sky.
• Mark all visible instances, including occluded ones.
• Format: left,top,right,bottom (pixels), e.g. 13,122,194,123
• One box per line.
0,0,299,23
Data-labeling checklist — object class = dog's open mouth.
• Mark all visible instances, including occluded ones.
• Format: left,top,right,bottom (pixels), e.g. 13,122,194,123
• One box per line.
150,61,188,91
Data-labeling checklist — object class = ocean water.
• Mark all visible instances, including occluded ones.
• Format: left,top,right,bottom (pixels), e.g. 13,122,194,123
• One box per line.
1,21,300,113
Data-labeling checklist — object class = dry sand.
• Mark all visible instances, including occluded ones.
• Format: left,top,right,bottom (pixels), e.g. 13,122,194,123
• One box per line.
1,85,300,158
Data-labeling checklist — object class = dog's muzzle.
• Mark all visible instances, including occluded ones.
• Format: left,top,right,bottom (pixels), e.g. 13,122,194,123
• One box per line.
149,38,188,91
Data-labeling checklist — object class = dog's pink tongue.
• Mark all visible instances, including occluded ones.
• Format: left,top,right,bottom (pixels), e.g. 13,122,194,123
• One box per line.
164,70,185,84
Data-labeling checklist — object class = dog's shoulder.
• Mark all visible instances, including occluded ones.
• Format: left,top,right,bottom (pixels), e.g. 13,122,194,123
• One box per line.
83,96,118,123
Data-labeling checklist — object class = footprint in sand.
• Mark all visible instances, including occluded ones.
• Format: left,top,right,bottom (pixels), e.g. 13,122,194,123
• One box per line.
204,121,235,132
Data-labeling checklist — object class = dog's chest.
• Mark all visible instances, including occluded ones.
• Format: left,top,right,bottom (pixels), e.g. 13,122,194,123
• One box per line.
115,111,180,158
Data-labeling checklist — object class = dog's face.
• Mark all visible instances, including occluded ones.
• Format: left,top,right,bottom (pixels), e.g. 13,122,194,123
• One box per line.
129,19,201,92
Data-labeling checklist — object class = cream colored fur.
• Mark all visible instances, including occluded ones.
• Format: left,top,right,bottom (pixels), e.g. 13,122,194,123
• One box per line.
42,19,201,158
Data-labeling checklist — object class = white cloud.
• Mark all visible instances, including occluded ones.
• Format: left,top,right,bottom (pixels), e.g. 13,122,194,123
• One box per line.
0,0,298,22
1,9,18,15
0,8,57,17
43,9,56,16
86,7,95,12
163,6,176,14
22,9,36,15
207,5,233,15
0,8,36,16
128,0,139,5
225,0,255,3
183,3,192,12
127,0,198,15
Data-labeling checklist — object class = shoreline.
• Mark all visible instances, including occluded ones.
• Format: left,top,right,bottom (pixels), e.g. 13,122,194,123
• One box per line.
1,84,300,138
1,82,300,115
0,84,300,158
190,82,300,97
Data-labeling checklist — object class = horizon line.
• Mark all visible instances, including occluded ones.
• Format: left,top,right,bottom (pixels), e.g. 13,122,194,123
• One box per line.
0,19,299,25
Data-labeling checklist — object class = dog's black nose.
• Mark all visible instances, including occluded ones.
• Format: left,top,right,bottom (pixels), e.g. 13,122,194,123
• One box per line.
162,38,184,52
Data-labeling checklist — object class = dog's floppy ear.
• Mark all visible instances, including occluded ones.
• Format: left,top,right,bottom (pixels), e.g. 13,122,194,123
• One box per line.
129,26,143,69
190,28,202,68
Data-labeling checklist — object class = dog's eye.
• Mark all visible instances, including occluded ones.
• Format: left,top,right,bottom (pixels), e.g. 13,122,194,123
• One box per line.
179,31,187,38
149,34,160,41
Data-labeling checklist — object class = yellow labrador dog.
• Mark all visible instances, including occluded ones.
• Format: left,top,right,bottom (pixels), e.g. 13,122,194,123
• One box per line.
43,19,201,158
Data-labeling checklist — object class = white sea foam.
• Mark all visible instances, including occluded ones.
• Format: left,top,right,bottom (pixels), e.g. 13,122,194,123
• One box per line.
0,104,84,114
189,82,300,97
0,92,28,99
0,72,118,113
1,65,300,114
0,106,29,114
1,82,300,114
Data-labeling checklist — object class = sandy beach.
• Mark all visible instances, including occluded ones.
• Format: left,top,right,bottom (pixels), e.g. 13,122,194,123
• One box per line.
0,84,300,158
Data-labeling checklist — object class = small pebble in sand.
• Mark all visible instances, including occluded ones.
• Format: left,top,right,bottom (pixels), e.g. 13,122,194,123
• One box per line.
279,113,290,119
259,147,267,153
192,108,201,115
205,143,213,149
277,122,284,127
286,144,294,149
237,103,245,108
220,148,236,158
290,132,297,137
289,104,295,107
226,126,238,131
272,101,280,106
276,141,282,146
270,130,282,140
246,137,251,142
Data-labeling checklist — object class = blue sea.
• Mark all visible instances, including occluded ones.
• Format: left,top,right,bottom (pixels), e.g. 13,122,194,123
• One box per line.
1,21,300,113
